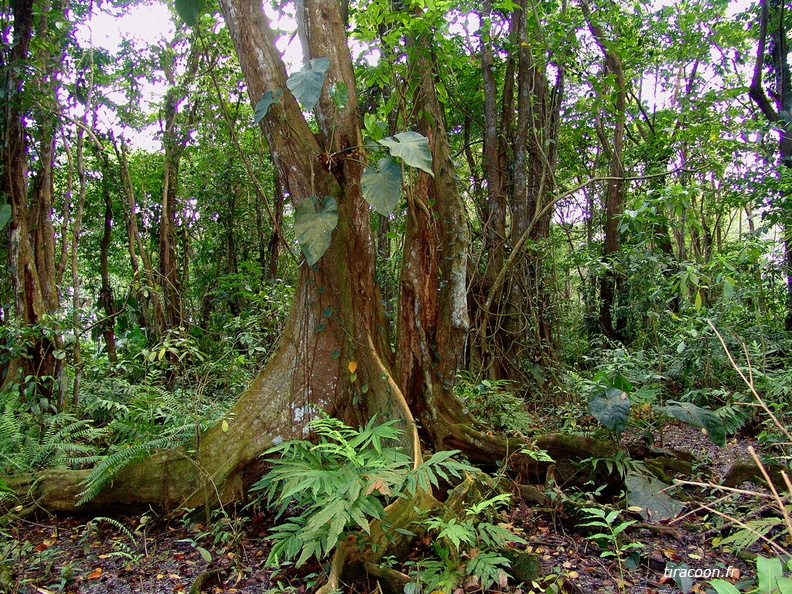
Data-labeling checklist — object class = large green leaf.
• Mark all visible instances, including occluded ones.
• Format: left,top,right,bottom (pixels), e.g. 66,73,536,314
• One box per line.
625,471,684,522
757,555,784,594
175,0,204,25
293,196,338,266
361,156,403,216
588,388,630,434
254,89,282,124
378,131,434,176
0,204,10,230
286,57,330,112
655,400,725,446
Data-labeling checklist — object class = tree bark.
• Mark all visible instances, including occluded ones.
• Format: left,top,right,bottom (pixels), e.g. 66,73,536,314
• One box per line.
0,0,64,403
748,0,792,331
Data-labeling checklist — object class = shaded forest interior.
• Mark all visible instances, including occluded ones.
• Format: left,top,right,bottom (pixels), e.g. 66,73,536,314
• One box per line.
1,0,792,592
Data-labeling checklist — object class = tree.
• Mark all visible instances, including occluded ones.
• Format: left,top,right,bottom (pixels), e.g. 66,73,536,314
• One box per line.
12,0,517,524
1,0,65,406
749,0,792,330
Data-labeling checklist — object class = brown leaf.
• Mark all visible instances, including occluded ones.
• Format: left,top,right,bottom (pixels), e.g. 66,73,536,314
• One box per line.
366,478,391,496
86,568,102,580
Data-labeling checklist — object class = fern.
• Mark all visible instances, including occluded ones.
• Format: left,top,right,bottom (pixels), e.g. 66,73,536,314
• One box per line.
77,422,198,505
718,518,786,552
715,403,748,435
251,414,476,567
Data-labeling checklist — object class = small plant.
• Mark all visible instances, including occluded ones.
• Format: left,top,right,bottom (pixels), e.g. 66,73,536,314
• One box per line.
414,492,525,591
251,414,476,567
580,449,637,480
579,507,642,590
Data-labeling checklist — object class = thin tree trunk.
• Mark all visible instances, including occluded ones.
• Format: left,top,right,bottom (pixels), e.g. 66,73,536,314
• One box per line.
582,0,627,342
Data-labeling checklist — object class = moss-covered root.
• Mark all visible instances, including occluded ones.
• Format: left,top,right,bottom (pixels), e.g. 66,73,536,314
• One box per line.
722,459,789,491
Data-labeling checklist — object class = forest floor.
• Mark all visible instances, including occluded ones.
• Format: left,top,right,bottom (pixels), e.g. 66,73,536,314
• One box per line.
1,422,778,594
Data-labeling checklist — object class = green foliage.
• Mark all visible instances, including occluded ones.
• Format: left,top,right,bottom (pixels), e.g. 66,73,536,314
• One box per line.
361,156,403,216
293,196,338,266
254,89,282,123
454,375,534,435
378,132,434,176
709,556,792,594
579,507,643,591
624,471,684,522
656,400,726,447
175,0,205,26
286,57,330,112
0,203,10,230
588,388,631,435
251,415,475,567
0,388,104,474
411,492,526,592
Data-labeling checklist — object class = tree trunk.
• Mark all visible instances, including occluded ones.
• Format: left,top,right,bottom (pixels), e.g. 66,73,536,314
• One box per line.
6,0,522,550
583,0,627,342
0,0,64,403
748,0,792,331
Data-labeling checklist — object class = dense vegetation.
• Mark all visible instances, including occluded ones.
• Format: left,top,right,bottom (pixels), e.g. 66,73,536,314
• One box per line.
1,0,792,591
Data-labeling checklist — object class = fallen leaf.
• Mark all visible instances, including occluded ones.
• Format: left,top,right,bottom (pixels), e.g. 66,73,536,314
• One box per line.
348,361,357,373
87,568,102,580
366,477,392,496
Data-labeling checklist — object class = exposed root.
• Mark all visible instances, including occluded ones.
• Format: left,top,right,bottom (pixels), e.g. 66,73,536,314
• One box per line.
316,538,354,594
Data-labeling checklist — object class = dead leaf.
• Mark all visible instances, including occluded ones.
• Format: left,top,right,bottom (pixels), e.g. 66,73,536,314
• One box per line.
366,478,391,496
348,361,357,373
87,568,102,580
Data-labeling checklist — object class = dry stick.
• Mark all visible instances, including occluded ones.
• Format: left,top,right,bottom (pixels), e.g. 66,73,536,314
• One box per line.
707,320,792,443
673,479,776,500
748,446,792,538
679,499,790,558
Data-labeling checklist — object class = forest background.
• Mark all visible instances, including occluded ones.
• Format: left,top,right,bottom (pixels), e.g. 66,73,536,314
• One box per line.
2,0,792,591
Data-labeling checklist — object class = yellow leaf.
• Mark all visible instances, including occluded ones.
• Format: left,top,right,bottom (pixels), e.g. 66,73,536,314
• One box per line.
694,290,702,310
348,361,357,373
87,568,102,580
221,420,229,433
158,347,167,361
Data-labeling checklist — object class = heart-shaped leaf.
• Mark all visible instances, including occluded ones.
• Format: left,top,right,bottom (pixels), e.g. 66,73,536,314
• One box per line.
0,203,10,230
175,0,204,26
254,89,282,124
378,131,433,176
361,156,403,215
589,388,631,434
286,57,330,112
655,400,725,446
625,471,684,522
293,196,338,266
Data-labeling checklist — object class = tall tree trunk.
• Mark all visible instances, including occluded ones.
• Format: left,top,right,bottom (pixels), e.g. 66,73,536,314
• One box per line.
114,136,167,337
0,0,64,403
583,0,627,342
749,0,792,331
